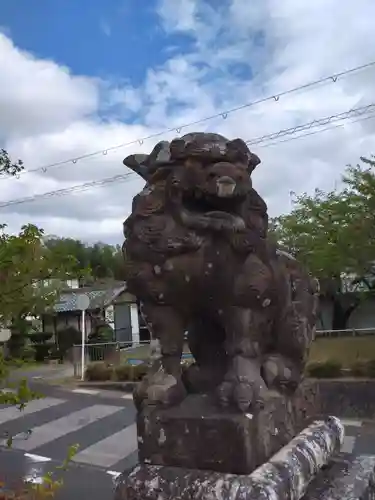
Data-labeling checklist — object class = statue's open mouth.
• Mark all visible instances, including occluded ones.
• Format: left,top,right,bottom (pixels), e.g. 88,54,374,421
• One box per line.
182,191,241,216
180,186,246,232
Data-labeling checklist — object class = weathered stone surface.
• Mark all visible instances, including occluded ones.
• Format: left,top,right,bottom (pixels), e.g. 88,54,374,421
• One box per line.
115,416,344,500
122,132,320,413
304,453,375,499
137,380,321,474
318,379,375,419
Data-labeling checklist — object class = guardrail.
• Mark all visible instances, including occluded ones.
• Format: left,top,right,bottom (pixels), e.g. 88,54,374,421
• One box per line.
315,327,375,337
71,340,151,377
71,329,375,377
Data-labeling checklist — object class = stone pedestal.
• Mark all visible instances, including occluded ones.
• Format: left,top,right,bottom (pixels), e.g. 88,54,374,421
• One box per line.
137,380,320,475
114,416,344,500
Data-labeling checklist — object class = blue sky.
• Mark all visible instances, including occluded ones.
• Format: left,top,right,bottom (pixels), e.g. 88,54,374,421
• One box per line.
2,0,194,86
0,0,375,242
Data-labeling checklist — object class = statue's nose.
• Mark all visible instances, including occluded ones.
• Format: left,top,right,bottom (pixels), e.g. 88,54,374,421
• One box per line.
216,175,236,186
216,176,236,197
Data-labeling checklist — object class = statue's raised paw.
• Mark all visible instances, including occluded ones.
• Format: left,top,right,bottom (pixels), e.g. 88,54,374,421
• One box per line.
133,371,187,410
261,353,302,394
217,355,268,412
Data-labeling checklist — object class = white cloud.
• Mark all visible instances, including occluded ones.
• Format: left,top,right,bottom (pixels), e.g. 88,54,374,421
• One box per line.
99,19,111,37
1,0,375,243
0,34,99,140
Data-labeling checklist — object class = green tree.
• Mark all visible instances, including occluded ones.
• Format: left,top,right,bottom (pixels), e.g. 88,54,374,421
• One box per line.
0,148,24,177
273,155,375,329
44,238,125,282
0,151,79,497
0,150,77,356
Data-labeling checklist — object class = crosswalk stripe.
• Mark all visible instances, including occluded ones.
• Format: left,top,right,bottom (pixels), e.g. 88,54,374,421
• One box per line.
71,389,100,395
72,423,137,467
122,394,133,400
0,398,65,425
4,404,123,452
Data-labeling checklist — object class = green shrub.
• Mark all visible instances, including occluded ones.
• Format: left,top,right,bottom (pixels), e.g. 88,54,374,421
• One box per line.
34,344,52,362
85,362,113,381
29,332,53,362
56,326,81,360
5,357,24,368
114,363,147,382
306,360,342,378
364,360,375,378
350,360,368,377
29,332,53,344
49,346,63,362
20,346,35,362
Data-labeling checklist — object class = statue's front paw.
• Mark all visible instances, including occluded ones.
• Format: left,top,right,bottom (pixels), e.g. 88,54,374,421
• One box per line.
261,354,302,393
216,355,268,412
133,371,187,410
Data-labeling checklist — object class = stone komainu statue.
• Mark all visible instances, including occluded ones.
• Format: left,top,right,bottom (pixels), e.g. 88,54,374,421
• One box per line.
122,132,319,412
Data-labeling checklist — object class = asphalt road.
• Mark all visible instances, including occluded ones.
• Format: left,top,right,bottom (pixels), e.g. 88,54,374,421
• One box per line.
1,382,375,500
0,384,138,500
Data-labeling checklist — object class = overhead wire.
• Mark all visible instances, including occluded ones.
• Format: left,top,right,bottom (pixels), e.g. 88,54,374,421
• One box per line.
0,103,374,209
1,60,375,181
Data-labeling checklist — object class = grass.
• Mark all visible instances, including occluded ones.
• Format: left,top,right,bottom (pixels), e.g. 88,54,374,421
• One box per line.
120,343,191,361
309,336,375,366
119,337,375,368
121,345,151,360
5,360,43,370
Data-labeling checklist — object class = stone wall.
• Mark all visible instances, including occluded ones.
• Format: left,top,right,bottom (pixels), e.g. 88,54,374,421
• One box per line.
317,379,375,419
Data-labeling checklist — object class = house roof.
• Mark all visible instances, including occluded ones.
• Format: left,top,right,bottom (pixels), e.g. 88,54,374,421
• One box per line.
52,282,127,313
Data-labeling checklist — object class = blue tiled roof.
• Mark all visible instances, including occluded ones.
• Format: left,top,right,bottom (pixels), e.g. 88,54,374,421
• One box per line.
53,284,127,312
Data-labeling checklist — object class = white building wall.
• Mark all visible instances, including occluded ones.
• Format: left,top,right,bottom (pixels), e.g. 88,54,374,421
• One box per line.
346,299,375,330
130,303,140,344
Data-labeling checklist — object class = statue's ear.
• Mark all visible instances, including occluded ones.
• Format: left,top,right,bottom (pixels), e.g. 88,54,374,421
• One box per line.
227,138,261,173
248,152,261,173
123,141,172,182
123,154,150,181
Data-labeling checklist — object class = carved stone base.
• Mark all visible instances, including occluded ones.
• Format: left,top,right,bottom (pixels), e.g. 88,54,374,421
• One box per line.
115,416,344,500
137,380,321,475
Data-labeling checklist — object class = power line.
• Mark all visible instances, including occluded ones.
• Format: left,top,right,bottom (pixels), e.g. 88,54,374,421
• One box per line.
2,60,375,181
0,173,134,208
256,111,375,148
0,102,374,209
246,103,375,146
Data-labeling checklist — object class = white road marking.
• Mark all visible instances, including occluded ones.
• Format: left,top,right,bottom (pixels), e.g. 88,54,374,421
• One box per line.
0,398,65,425
122,393,133,400
72,388,100,395
6,404,123,451
107,470,121,478
24,453,51,462
73,423,137,467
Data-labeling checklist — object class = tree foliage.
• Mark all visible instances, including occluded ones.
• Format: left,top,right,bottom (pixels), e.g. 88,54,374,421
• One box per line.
44,237,124,282
0,151,77,327
0,149,24,177
273,155,375,289
272,155,375,329
0,151,79,498
0,225,77,327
